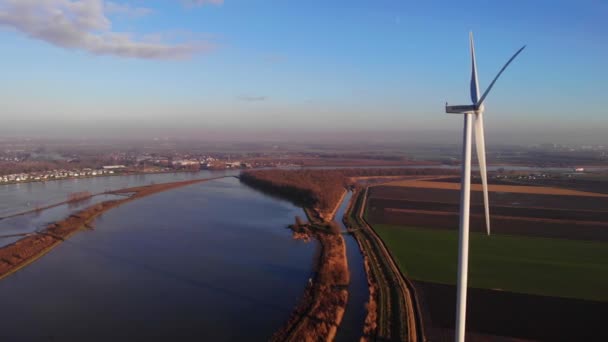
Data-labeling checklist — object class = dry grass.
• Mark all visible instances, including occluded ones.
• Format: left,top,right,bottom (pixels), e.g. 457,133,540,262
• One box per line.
271,231,350,342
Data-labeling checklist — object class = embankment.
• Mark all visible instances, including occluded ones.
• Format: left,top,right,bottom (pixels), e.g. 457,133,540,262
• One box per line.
241,169,437,341
271,229,349,341
242,171,350,341
345,186,425,342
240,168,457,217
0,177,224,281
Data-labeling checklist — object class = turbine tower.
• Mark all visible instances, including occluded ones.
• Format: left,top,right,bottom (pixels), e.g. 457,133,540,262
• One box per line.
445,32,525,342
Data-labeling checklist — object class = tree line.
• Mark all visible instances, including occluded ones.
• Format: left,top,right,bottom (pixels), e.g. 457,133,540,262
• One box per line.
240,168,458,212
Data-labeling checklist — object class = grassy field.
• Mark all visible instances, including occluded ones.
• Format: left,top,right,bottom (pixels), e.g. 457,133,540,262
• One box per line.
373,224,608,302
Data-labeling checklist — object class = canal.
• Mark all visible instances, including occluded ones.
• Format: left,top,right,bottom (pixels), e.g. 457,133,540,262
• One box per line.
335,191,370,341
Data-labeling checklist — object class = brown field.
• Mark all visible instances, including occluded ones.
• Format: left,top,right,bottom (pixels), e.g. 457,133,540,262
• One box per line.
414,281,608,342
367,198,608,241
431,176,608,195
384,179,608,197
371,208,608,241
370,198,608,222
370,186,608,211
367,183,608,241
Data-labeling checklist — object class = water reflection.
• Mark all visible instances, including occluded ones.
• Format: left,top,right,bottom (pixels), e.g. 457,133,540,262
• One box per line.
0,193,126,247
334,192,369,341
0,170,237,217
0,177,314,341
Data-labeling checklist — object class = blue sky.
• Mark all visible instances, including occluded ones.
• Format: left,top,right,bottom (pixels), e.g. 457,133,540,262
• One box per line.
0,0,606,143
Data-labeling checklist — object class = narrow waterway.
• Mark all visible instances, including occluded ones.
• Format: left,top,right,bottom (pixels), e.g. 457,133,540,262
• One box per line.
334,191,370,341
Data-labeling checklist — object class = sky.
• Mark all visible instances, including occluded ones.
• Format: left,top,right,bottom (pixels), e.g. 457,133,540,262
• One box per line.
0,0,606,144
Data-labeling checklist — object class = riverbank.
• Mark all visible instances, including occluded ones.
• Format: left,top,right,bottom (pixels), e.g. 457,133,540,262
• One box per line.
0,177,224,281
239,169,443,341
271,227,349,341
265,190,350,341
345,186,425,341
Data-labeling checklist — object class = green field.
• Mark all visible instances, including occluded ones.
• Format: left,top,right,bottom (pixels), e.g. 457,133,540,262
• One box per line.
373,224,608,301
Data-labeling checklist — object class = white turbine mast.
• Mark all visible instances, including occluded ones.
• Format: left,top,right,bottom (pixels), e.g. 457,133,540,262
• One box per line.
445,32,525,342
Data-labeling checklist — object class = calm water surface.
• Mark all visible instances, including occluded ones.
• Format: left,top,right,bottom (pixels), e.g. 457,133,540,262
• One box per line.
0,193,126,247
0,170,236,217
0,177,314,341
335,191,369,342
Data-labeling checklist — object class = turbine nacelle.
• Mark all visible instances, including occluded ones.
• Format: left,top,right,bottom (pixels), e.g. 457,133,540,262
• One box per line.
445,103,482,114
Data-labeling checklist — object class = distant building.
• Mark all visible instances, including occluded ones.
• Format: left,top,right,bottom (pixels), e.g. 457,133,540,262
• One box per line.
173,160,199,167
225,161,242,168
103,165,126,170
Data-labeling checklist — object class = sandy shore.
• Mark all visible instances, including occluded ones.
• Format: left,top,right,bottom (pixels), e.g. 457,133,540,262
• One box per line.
0,177,224,281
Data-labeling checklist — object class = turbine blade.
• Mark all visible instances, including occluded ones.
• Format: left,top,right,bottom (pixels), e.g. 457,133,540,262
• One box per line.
470,32,480,104
474,113,491,235
476,45,526,107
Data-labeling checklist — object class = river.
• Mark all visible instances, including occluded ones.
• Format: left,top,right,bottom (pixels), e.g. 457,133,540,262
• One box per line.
0,177,315,341
0,193,126,247
0,170,237,218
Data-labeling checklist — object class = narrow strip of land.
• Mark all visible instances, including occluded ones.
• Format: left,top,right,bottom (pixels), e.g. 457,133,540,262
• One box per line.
346,186,425,342
0,177,224,281
269,195,350,342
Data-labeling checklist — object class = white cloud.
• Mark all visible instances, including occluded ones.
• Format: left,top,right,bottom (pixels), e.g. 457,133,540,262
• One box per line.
0,0,214,60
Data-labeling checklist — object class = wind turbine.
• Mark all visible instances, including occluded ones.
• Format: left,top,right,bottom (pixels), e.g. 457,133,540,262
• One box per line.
445,32,525,342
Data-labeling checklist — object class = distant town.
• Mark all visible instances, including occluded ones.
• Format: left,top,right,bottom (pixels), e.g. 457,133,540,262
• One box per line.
0,157,260,185
0,137,606,185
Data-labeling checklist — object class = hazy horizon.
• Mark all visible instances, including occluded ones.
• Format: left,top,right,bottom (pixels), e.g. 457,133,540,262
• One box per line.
1,127,606,147
0,0,606,144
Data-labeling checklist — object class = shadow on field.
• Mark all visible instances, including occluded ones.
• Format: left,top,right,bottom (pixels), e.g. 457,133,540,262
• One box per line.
414,281,608,342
